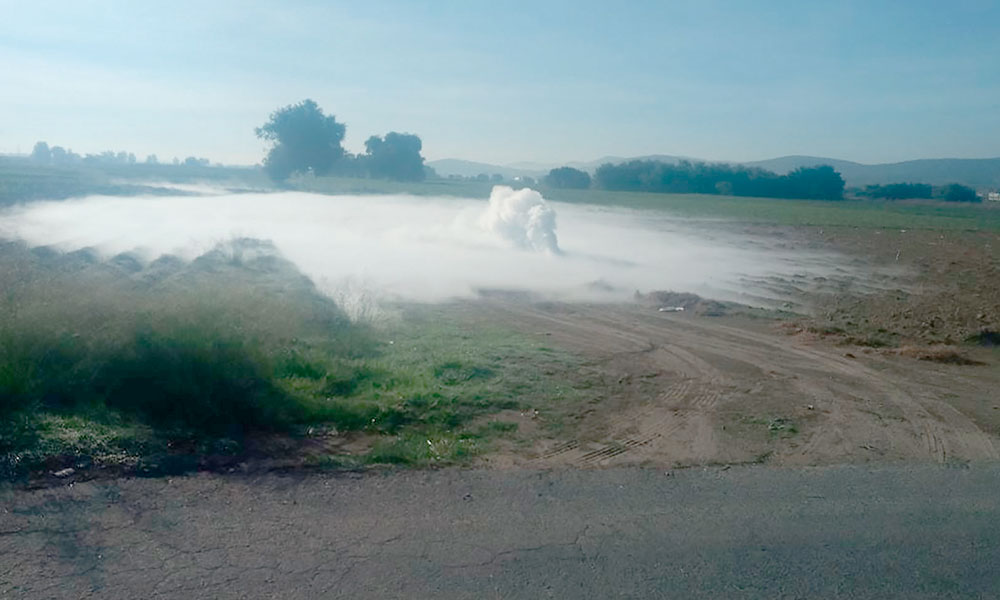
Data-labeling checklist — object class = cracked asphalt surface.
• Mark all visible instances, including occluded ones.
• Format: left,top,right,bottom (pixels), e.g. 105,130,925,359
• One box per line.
3,464,999,599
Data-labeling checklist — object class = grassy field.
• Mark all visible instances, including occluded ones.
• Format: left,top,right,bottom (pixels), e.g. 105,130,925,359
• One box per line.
0,242,585,479
4,158,997,231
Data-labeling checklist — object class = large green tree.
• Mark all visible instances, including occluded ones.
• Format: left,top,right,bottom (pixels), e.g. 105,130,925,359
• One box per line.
30,141,51,163
940,183,979,203
544,166,591,189
255,100,346,181
363,132,426,181
783,165,845,200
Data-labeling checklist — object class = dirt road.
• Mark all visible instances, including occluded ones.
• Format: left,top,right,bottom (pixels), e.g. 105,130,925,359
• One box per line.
468,300,999,468
4,464,999,599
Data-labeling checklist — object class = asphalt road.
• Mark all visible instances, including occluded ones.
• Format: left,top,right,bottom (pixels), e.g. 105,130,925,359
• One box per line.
3,464,999,599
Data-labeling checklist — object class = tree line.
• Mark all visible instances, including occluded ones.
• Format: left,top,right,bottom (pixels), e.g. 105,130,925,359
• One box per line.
545,160,846,200
26,99,427,184
255,99,426,182
24,101,986,202
544,162,983,202
29,141,210,168
860,182,980,202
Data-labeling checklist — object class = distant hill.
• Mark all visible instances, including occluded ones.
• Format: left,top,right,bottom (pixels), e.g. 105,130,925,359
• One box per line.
744,155,1000,188
425,159,544,179
744,155,864,175
563,154,694,173
430,155,695,179
502,160,560,172
430,154,1000,188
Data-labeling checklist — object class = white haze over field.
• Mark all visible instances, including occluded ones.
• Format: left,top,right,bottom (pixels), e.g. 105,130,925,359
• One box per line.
0,185,849,307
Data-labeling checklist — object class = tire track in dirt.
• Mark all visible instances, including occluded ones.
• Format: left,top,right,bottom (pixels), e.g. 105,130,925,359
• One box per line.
484,304,730,466
482,300,997,467
623,308,998,464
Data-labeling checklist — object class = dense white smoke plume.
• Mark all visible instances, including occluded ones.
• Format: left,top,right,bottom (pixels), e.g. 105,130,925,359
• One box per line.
0,185,855,307
480,186,559,253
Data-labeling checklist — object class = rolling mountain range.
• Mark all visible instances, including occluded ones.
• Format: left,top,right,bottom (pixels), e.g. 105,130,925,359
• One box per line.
428,155,1000,188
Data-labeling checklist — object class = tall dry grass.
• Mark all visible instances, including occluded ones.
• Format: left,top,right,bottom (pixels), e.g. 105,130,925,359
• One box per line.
0,241,369,433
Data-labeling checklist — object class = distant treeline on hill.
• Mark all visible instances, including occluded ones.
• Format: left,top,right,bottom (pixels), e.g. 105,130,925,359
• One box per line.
546,161,985,202
542,160,847,200
593,160,846,200
28,141,211,168
860,182,980,202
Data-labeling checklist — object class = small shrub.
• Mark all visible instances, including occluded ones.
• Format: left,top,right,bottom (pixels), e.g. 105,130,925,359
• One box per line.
275,351,327,380
323,364,381,396
366,432,480,465
303,398,382,431
967,330,1000,347
433,361,495,385
97,325,298,433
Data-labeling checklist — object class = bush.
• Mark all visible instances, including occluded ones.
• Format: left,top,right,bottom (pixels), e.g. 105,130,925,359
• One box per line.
0,301,303,433
940,183,980,203
97,324,296,432
862,183,933,200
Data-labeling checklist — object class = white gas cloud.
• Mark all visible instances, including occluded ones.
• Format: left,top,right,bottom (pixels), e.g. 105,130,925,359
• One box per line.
479,186,559,254
0,186,854,306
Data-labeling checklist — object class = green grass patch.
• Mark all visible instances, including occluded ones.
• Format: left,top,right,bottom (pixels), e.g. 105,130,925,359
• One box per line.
740,416,800,439
366,432,482,465
275,304,586,464
0,243,586,476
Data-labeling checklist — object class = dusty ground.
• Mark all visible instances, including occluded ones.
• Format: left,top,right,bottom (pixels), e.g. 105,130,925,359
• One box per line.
15,223,1000,484
757,225,1000,347
466,300,998,469
458,225,1000,470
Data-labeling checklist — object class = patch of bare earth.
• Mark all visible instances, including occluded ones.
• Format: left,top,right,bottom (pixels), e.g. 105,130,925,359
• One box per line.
470,225,1000,470
791,227,999,349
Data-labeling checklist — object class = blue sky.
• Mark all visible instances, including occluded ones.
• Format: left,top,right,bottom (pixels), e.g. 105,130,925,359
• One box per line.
1,0,998,166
